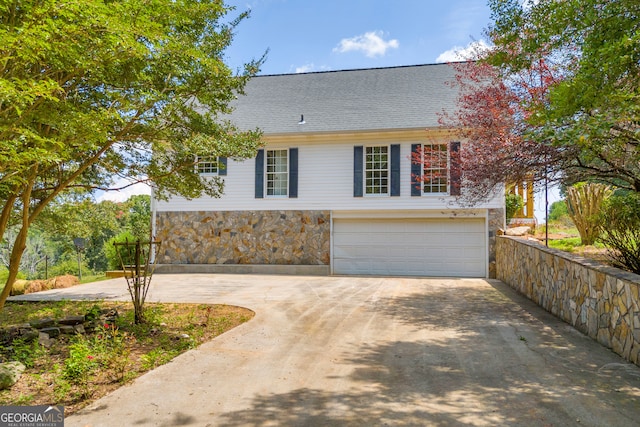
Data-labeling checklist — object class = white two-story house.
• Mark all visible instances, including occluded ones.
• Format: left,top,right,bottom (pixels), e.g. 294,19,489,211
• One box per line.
152,63,505,278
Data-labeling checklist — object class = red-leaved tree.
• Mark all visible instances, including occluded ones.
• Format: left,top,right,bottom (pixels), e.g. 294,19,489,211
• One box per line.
437,59,568,204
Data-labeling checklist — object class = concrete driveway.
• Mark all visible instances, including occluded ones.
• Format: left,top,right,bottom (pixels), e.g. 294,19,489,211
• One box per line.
12,274,640,426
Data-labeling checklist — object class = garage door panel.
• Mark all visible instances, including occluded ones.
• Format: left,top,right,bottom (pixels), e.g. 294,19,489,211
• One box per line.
333,218,486,277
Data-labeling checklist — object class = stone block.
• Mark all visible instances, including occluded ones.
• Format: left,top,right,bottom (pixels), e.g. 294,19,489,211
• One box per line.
0,361,25,390
40,327,61,338
60,325,76,335
29,318,55,329
597,328,612,348
588,308,598,338
59,315,85,326
630,344,640,365
38,332,54,348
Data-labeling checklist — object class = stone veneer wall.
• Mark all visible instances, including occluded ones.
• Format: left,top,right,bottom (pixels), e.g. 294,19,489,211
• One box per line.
487,208,505,279
156,210,330,265
496,236,640,366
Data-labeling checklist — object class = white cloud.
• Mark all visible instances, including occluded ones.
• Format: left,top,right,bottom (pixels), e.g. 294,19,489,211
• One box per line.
293,63,331,74
96,178,151,203
436,40,492,63
295,64,315,73
333,31,399,58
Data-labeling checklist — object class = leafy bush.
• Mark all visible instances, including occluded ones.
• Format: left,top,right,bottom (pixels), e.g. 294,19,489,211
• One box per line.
48,258,91,278
548,199,575,227
104,231,137,270
0,268,25,283
64,339,99,381
3,337,44,368
505,193,524,223
599,192,640,274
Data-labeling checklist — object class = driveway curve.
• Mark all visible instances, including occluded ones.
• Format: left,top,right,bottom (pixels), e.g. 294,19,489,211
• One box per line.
13,274,640,426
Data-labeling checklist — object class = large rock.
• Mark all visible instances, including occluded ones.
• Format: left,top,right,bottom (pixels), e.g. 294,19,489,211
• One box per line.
505,226,532,236
0,361,26,390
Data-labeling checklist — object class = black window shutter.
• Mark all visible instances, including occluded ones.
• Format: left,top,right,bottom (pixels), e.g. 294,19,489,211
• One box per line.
289,148,298,198
450,141,461,196
410,144,422,196
353,146,363,197
390,144,400,196
218,157,228,176
255,149,264,199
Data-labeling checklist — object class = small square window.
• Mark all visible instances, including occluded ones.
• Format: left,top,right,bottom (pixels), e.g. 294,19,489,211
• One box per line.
197,155,218,175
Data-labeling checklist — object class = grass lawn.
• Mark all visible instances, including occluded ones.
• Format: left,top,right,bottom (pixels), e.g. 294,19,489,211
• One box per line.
533,223,610,263
0,299,254,415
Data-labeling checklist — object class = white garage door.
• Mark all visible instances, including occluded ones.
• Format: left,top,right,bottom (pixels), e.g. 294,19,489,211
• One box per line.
333,218,486,277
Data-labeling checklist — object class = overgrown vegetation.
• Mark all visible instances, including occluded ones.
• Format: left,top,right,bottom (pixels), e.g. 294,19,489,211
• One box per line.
1,195,152,281
505,192,524,223
599,192,640,274
0,301,254,415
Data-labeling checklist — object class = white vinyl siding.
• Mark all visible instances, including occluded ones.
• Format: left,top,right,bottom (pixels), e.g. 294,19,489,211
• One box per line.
156,141,503,212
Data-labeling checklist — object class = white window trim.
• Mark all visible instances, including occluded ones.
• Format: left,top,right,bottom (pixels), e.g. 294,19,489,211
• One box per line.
364,145,390,197
421,143,450,196
265,149,289,197
196,155,219,176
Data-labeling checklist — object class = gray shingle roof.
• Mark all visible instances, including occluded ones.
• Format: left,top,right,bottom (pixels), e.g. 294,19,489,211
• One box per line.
226,63,462,135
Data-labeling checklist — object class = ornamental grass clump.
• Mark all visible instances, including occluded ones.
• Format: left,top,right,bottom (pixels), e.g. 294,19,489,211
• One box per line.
566,183,612,245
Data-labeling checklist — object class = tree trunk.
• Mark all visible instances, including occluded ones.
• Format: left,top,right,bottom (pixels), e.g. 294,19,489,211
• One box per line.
0,226,28,309
0,173,36,310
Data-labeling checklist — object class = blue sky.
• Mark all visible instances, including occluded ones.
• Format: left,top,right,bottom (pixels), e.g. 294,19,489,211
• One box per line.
223,0,492,75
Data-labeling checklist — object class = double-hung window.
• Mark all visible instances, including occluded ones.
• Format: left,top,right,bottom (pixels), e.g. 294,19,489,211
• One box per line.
266,149,289,196
353,145,400,197
365,146,389,195
255,148,298,199
422,143,449,194
410,142,461,196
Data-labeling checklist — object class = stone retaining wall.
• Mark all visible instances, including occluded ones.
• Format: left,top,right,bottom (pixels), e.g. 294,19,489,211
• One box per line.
487,208,505,279
496,236,640,366
155,210,331,265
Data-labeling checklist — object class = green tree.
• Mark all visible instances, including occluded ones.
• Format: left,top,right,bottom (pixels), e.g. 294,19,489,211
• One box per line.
505,193,523,223
124,195,151,241
104,231,138,271
548,200,568,222
459,0,640,198
0,0,264,308
39,198,126,273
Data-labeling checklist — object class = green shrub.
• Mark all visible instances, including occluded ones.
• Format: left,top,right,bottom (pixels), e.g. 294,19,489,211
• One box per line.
2,337,44,369
103,231,137,270
64,338,99,382
505,193,524,223
48,258,91,278
0,268,26,284
599,192,640,274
